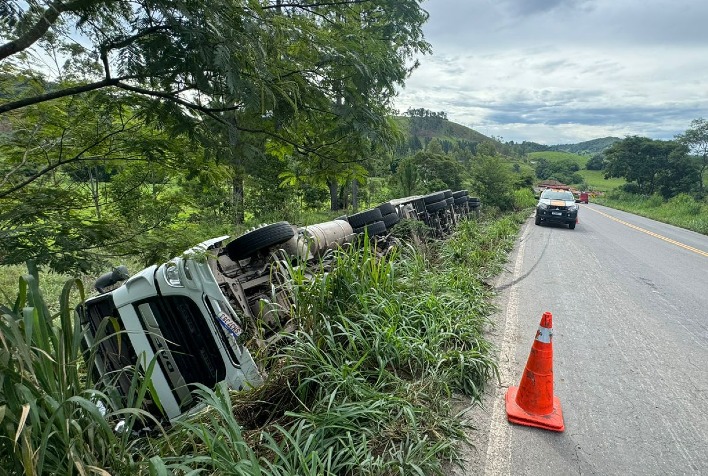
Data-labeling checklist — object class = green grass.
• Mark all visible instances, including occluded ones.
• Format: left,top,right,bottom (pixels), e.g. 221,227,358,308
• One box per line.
527,151,587,167
0,264,84,315
1,210,529,474
577,169,626,192
596,192,708,235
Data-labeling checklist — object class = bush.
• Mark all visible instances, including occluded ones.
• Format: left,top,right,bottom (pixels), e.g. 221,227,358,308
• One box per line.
512,188,536,210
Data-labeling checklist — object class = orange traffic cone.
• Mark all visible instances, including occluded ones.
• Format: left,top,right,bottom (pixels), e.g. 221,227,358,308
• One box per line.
505,311,565,432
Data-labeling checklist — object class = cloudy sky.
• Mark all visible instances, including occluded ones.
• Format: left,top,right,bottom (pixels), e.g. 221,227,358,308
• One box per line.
394,0,708,145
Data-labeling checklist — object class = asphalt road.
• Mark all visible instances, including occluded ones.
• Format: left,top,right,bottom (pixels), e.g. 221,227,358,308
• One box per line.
453,203,708,476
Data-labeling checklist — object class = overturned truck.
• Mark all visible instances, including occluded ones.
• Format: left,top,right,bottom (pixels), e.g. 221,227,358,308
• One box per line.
78,190,481,422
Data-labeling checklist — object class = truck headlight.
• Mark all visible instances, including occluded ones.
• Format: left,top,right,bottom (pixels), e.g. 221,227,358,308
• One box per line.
163,262,183,287
538,202,548,210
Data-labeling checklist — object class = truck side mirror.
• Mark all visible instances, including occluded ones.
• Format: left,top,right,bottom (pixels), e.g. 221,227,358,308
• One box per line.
95,265,130,293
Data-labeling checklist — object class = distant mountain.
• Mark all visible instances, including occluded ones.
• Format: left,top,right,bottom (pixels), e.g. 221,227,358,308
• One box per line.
549,137,621,155
510,137,620,155
393,113,619,157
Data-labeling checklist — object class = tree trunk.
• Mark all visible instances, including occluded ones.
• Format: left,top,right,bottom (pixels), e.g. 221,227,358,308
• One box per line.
89,166,101,219
328,179,338,211
233,173,245,225
351,179,359,212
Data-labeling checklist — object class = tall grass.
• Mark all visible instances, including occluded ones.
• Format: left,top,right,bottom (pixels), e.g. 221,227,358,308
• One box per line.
0,262,165,475
596,192,708,235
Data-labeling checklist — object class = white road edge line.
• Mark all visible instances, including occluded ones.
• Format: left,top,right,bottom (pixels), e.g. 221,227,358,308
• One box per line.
483,221,530,476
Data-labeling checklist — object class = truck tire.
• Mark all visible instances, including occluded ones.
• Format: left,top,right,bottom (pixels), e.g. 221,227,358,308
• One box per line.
376,202,396,215
443,189,453,199
347,208,383,229
454,196,468,205
382,212,400,229
426,200,448,213
354,220,387,236
226,222,295,260
569,222,576,229
452,190,468,199
535,214,541,225
422,192,445,204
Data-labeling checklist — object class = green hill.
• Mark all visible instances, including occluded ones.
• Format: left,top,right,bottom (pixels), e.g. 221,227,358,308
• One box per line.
527,151,588,167
394,113,618,157
549,137,620,155
393,116,491,144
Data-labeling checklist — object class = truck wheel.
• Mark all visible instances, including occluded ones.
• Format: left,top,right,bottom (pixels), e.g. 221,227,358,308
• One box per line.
535,214,541,225
568,222,576,229
354,220,387,236
376,202,396,215
226,222,295,260
422,192,445,204
347,208,383,229
425,200,448,213
382,212,400,229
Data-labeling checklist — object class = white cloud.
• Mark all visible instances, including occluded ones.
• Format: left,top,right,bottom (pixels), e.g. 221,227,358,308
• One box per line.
395,0,708,144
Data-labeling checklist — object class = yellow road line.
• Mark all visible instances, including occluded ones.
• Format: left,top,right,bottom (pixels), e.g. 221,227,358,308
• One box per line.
585,206,708,258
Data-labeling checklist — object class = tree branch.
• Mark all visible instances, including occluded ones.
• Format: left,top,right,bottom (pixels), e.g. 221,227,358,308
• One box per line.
0,0,94,61
0,122,139,198
0,78,118,114
262,0,370,9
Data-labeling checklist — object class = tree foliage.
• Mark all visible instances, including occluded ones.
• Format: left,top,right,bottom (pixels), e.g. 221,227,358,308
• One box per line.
406,141,463,193
470,154,514,211
586,153,605,170
534,157,582,184
604,136,698,198
1,0,430,271
675,117,708,195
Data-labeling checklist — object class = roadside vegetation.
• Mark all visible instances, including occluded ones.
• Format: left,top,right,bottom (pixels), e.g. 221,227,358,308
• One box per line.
591,124,708,235
594,192,708,235
0,208,529,474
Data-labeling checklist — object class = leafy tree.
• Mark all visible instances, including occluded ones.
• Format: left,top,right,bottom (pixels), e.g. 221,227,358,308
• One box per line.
655,147,700,199
408,134,423,152
586,153,605,170
1,0,431,269
604,136,697,197
534,157,581,184
0,89,202,271
410,149,463,192
534,158,553,180
2,0,430,190
470,154,514,211
395,156,419,197
676,118,708,195
476,140,497,157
